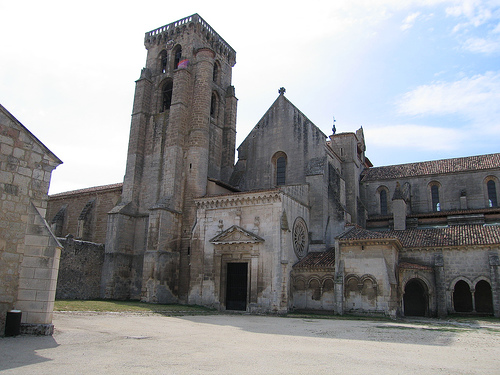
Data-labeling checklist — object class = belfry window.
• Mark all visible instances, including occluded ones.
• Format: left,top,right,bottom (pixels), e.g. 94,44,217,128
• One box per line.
173,45,182,69
487,180,498,207
276,156,286,185
380,189,388,215
160,50,168,73
161,80,173,112
431,184,440,212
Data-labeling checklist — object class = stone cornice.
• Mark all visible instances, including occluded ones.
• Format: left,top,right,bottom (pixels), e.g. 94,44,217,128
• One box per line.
196,190,282,209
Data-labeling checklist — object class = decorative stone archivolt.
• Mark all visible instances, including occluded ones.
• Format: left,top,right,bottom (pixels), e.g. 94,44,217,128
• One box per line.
449,276,473,291
401,274,434,296
292,217,309,259
210,225,264,245
292,275,335,292
344,274,378,296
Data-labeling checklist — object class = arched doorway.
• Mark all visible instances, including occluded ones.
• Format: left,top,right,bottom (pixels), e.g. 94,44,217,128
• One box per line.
475,280,494,314
404,279,427,317
453,280,473,312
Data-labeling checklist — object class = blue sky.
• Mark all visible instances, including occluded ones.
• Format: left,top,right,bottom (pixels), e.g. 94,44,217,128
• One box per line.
1,0,499,194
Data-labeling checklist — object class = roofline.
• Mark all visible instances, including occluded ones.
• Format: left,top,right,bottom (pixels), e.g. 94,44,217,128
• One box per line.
0,103,63,165
49,183,123,198
362,152,500,181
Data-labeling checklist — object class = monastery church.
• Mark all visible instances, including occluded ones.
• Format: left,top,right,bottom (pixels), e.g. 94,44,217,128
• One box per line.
3,14,499,333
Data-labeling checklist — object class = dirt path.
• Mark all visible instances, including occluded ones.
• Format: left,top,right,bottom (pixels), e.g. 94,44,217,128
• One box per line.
1,313,499,374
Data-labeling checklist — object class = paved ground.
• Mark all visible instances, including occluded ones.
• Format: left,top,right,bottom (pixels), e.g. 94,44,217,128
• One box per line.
1,312,499,374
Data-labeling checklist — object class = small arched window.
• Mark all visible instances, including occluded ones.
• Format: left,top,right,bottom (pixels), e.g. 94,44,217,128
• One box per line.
431,184,440,212
213,61,220,83
487,180,498,207
159,50,168,74
276,157,286,185
380,189,388,215
210,92,217,118
161,80,173,112
173,45,182,69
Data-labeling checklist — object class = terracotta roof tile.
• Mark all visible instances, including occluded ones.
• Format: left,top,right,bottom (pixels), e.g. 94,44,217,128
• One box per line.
362,153,500,181
339,224,500,248
293,249,335,269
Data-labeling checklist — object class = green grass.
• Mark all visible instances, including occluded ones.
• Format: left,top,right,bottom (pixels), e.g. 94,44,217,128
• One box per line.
54,299,216,314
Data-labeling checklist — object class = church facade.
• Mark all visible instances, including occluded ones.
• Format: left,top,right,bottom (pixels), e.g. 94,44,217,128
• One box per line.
47,14,500,317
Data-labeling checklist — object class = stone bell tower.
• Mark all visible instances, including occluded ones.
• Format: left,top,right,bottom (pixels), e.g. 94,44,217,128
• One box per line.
102,14,237,303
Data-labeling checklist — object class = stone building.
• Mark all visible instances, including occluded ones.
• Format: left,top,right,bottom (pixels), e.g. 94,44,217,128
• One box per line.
47,14,500,317
46,183,122,243
0,104,62,335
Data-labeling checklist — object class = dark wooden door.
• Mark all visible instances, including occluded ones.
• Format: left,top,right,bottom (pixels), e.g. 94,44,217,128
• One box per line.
226,263,248,311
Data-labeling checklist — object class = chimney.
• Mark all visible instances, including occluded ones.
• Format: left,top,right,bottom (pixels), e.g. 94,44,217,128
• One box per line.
392,182,407,230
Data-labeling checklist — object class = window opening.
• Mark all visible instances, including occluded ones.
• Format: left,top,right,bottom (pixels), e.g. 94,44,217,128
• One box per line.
173,45,182,69
475,280,493,314
380,189,387,215
487,180,498,207
431,185,440,212
160,51,168,73
276,156,286,186
403,279,427,317
213,62,219,82
210,93,217,117
161,81,173,112
453,280,473,312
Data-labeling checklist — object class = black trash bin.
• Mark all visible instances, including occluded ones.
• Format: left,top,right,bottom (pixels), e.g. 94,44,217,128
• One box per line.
5,310,22,337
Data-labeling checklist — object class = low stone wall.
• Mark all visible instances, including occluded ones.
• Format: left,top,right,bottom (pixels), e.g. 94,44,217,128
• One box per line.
56,236,104,300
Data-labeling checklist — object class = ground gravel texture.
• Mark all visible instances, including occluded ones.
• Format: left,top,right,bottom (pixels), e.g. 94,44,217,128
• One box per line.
1,312,499,374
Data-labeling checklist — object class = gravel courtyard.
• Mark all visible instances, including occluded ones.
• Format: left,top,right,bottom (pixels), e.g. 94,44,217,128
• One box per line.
1,312,499,374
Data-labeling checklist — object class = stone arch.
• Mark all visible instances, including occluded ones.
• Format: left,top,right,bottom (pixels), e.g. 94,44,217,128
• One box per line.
452,278,473,313
474,278,494,314
210,91,219,119
172,44,182,69
271,151,287,186
360,274,377,305
159,78,173,112
428,181,442,212
401,274,434,296
158,50,168,74
376,185,390,215
403,278,428,317
293,276,306,291
322,277,335,292
344,274,360,297
213,60,221,84
308,278,321,301
484,176,499,208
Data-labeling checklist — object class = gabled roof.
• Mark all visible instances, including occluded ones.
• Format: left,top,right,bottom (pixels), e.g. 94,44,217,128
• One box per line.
362,153,500,181
238,93,327,151
0,104,62,165
210,225,264,244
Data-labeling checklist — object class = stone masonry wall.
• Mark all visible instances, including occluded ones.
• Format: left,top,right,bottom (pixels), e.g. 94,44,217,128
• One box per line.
0,104,61,335
56,236,104,300
47,184,122,244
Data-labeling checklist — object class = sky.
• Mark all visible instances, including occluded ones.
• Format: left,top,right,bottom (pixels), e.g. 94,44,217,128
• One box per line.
1,0,500,194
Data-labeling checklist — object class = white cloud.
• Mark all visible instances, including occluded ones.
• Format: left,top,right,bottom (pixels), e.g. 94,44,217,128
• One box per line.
401,12,422,30
397,72,500,123
462,36,500,52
